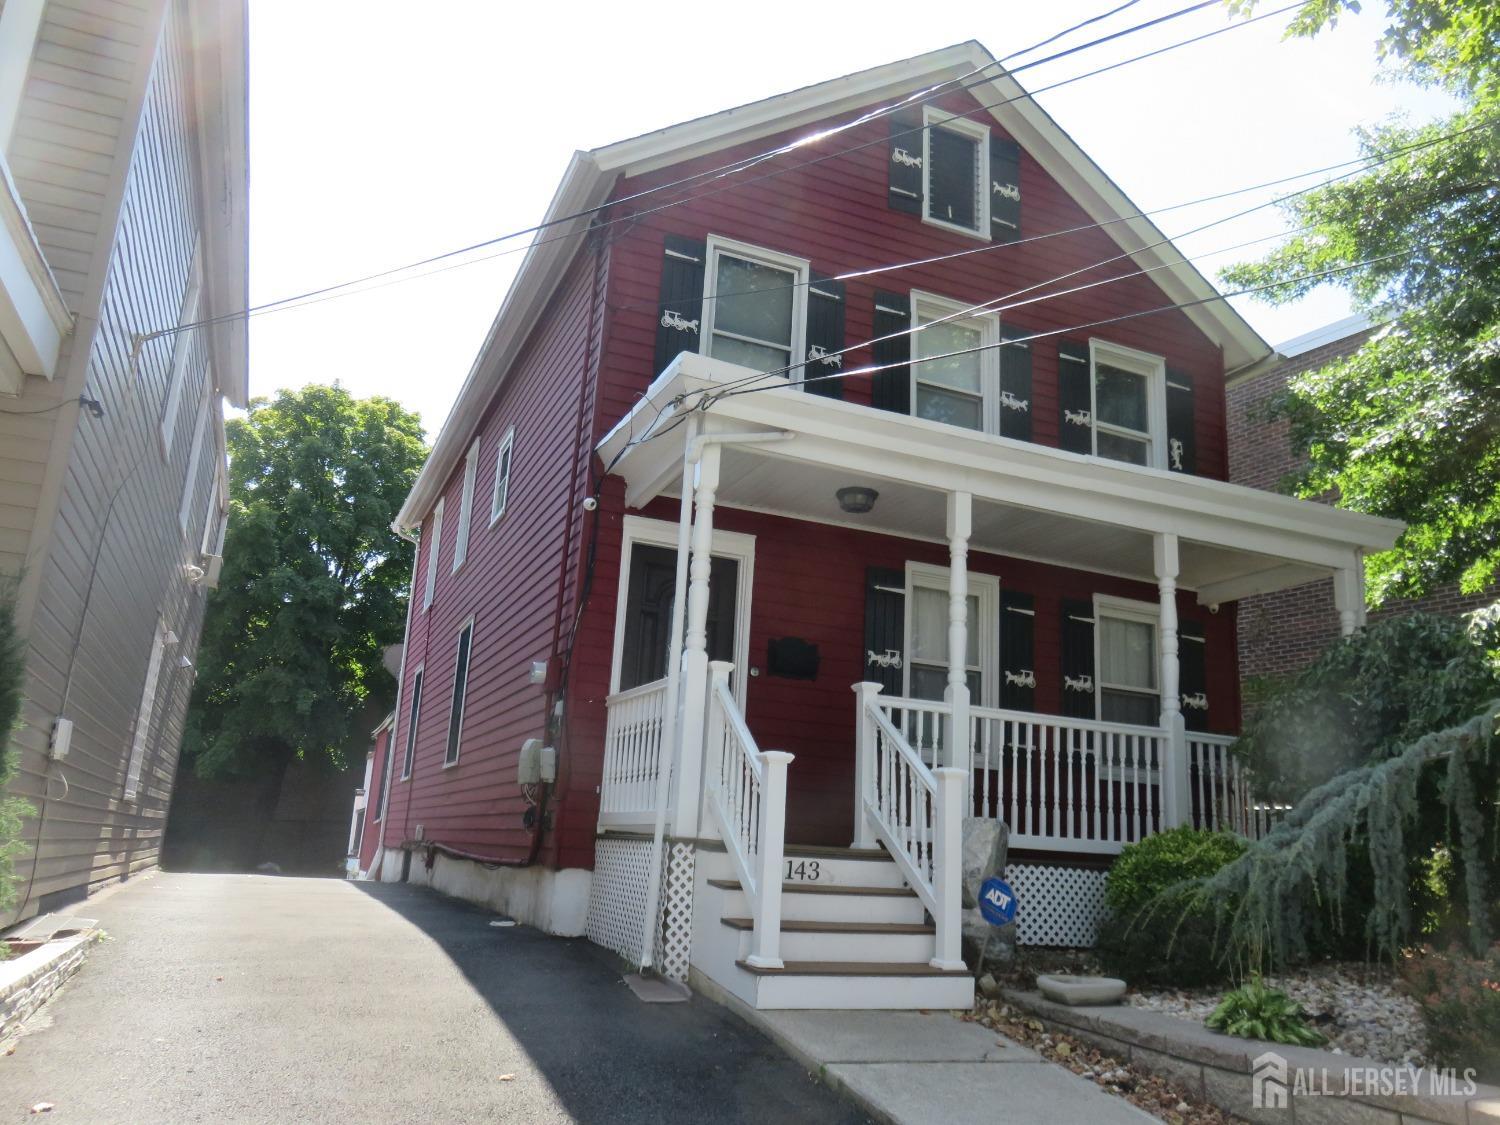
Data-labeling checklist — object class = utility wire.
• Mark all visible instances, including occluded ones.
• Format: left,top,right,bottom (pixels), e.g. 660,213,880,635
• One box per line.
148,0,1282,342
696,113,1496,401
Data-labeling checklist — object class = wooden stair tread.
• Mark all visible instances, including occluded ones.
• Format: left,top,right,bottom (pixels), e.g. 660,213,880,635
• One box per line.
707,879,916,898
736,959,969,977
720,917,933,935
697,841,890,861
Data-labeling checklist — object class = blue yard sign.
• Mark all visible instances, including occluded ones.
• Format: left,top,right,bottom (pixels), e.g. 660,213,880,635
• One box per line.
978,877,1018,926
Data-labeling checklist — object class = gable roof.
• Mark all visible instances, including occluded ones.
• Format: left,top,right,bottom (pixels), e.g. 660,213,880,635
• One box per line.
396,41,1272,533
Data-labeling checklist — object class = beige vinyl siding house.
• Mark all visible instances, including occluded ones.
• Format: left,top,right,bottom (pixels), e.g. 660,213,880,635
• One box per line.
0,0,247,925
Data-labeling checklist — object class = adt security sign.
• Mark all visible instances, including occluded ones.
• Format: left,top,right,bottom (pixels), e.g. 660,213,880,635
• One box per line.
978,877,1018,926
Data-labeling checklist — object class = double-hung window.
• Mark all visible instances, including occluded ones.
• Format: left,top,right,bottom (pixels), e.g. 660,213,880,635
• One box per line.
911,292,999,433
444,620,473,766
1090,341,1167,468
453,440,478,572
922,106,990,239
489,427,514,525
1095,596,1159,726
700,236,808,379
401,666,424,779
422,499,443,611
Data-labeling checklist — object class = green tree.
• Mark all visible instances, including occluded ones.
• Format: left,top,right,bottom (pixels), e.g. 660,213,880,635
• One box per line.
1223,0,1500,601
184,384,425,781
0,586,37,910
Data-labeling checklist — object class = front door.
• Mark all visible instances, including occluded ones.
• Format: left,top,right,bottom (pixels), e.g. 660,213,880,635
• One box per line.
617,543,739,692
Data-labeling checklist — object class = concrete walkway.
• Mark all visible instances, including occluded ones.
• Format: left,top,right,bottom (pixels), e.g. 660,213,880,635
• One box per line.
737,1008,1157,1125
0,873,870,1124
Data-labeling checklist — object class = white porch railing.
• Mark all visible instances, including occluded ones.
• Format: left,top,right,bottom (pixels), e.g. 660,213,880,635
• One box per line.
704,662,792,969
599,678,670,827
1187,733,1288,840
854,684,965,969
971,705,1168,854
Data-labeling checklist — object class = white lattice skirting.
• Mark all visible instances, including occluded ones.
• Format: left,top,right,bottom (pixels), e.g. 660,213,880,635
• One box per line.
1006,863,1109,948
585,836,657,965
653,842,695,982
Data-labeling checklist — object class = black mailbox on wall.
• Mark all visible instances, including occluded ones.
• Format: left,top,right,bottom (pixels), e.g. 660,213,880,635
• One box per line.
767,637,820,681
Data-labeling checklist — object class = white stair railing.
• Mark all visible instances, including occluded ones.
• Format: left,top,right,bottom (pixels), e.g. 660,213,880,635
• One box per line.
853,683,965,970
704,661,792,969
600,678,670,827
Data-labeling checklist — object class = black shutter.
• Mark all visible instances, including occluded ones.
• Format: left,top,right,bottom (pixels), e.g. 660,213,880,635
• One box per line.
989,137,1021,243
999,326,1033,442
1060,598,1096,719
870,291,911,415
888,112,923,216
863,567,905,695
1000,590,1036,711
1179,622,1209,732
1057,339,1092,454
1166,367,1196,474
803,274,845,399
653,234,706,377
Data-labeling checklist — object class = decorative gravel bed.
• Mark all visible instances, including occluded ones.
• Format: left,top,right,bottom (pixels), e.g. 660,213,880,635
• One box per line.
1124,962,1429,1067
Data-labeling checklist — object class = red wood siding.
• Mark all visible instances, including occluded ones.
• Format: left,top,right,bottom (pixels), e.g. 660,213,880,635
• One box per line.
566,494,1240,849
593,86,1229,477
380,244,603,868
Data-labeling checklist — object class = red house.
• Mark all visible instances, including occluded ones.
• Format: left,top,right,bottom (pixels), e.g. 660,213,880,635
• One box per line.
365,43,1398,1010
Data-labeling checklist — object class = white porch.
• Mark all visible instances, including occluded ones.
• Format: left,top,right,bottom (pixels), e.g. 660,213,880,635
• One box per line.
587,352,1399,1007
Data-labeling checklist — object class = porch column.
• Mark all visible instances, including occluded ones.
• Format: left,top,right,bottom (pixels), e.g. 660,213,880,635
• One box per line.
1154,533,1190,828
945,491,972,777
1333,561,1366,637
671,440,721,839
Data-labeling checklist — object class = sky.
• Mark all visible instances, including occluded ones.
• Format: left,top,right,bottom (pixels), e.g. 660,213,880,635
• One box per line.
245,1,1456,440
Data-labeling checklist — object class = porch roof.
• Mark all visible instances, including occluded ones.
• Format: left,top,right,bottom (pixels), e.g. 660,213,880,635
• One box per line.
598,354,1402,605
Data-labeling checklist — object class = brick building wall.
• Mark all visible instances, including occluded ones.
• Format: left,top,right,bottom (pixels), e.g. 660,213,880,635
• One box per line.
1227,320,1496,690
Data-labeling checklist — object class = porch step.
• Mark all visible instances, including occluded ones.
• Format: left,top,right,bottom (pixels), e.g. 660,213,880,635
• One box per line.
719,917,933,935
736,960,968,977
706,879,915,897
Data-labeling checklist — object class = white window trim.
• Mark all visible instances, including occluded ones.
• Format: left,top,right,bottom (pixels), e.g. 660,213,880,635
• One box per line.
158,247,204,459
178,390,211,536
921,105,991,241
698,235,810,385
1093,593,1161,727
125,617,170,800
199,450,227,559
909,290,1001,436
453,440,478,573
489,426,515,526
422,499,443,611
400,663,425,781
443,616,475,768
1088,339,1168,470
902,562,999,709
608,515,756,706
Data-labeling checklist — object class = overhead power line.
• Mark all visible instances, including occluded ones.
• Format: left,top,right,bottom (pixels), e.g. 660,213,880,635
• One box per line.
149,0,1289,343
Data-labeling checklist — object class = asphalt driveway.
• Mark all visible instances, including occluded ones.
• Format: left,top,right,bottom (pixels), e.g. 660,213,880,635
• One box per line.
0,872,870,1123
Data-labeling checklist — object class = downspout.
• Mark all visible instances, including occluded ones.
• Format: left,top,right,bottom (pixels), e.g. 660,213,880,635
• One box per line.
635,425,794,973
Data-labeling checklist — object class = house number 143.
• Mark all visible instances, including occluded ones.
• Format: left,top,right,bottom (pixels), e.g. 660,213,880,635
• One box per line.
784,859,821,882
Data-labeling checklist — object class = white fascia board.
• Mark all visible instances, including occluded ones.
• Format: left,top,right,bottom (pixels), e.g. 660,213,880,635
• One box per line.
189,0,250,407
0,157,71,386
394,151,615,534
592,44,982,178
603,353,1401,570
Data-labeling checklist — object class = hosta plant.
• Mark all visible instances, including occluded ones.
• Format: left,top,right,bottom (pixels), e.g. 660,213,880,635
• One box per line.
1206,975,1327,1047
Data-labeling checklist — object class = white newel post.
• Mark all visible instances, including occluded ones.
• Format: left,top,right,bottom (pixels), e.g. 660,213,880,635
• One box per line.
1155,533,1190,828
930,766,966,970
1333,562,1366,637
945,491,973,777
673,441,720,840
748,750,793,969
851,682,883,848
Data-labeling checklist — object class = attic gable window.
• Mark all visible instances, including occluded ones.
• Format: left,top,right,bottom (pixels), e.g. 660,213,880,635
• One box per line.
922,107,989,239
700,236,808,379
